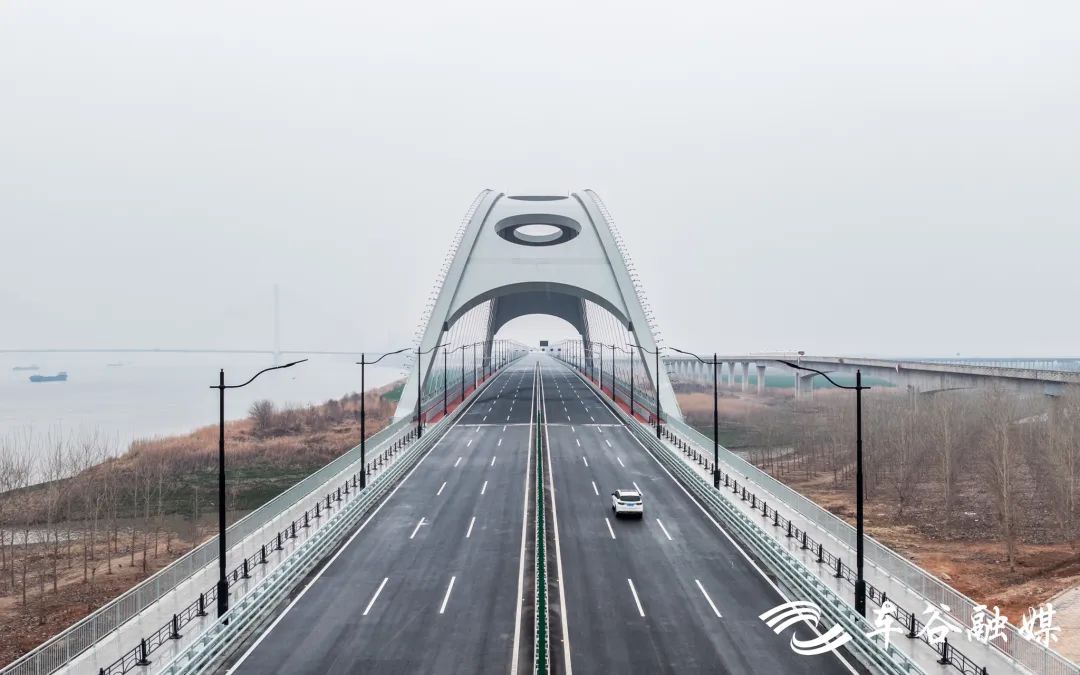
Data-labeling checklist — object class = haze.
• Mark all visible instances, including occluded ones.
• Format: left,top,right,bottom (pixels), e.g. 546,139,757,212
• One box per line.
2,0,1078,356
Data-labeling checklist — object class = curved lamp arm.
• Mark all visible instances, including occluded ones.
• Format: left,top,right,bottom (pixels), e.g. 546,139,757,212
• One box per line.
212,359,308,390
357,347,410,366
666,346,710,365
776,360,870,391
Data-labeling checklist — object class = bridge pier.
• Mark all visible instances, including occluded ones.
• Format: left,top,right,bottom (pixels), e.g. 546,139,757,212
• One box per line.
796,372,816,400
741,362,749,392
756,364,766,395
726,361,736,388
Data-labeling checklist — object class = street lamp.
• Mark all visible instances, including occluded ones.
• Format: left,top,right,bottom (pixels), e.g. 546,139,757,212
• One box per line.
415,342,443,439
628,342,663,439
778,360,870,617
594,342,633,412
356,349,409,489
669,347,719,489
210,358,307,619
445,342,479,413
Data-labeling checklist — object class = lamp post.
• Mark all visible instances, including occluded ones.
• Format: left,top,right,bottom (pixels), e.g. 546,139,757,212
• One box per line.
610,344,616,399
669,347,719,488
444,342,477,412
778,360,870,617
415,342,443,439
629,342,663,439
356,349,409,489
211,358,307,619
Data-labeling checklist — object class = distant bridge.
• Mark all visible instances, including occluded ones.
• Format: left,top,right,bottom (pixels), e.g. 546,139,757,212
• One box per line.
666,353,1080,398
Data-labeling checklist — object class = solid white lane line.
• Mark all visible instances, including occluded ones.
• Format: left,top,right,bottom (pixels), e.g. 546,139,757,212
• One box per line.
491,456,497,467
627,578,645,617
633,481,641,493
454,457,462,467
656,518,673,541
498,437,503,447
582,456,588,467
466,517,476,538
576,438,581,447
437,482,446,495
481,480,488,495
467,439,473,448
439,576,457,614
362,577,389,616
592,481,599,496
696,579,722,617
605,517,616,539
605,439,612,448
617,457,625,468
410,517,426,539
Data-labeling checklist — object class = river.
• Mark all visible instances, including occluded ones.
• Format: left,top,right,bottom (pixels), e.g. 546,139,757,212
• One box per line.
0,352,404,465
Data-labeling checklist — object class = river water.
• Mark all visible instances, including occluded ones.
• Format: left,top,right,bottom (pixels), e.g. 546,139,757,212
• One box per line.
0,352,404,464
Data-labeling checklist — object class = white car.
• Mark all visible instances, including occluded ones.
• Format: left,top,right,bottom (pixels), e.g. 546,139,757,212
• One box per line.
611,489,644,518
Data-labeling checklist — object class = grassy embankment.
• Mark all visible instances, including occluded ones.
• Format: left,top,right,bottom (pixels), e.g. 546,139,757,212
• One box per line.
0,381,404,666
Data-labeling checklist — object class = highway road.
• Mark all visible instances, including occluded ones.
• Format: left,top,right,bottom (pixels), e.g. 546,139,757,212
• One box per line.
223,354,862,674
540,358,859,675
226,362,536,675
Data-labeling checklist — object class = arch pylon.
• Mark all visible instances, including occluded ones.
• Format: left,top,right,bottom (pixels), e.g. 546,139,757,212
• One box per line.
394,189,682,421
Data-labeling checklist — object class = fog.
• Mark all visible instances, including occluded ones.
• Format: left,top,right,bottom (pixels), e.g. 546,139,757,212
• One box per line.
2,0,1078,357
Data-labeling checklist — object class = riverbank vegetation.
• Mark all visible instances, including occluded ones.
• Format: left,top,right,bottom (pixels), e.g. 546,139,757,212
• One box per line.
677,384,1080,650
0,381,403,666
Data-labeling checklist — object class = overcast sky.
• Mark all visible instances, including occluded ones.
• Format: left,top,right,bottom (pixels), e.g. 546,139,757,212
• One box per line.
2,0,1077,357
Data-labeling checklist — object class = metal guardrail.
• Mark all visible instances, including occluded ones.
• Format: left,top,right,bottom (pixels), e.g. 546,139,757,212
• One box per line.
1,414,416,675
564,354,1079,675
97,426,422,675
153,358,521,674
658,424,985,675
533,368,549,675
567,366,924,675
660,415,1078,675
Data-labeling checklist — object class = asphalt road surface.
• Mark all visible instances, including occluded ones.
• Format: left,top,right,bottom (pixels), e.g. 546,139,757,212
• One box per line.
227,361,536,675
225,355,861,674
540,358,859,675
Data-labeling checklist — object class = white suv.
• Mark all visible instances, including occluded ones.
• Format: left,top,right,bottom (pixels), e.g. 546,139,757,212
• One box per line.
611,489,643,518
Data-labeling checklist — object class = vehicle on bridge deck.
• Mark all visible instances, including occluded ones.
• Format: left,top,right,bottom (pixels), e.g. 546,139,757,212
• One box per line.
611,488,644,517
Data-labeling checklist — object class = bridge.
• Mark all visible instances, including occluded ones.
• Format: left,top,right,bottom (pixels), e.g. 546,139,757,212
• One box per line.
665,353,1080,398
4,191,1078,675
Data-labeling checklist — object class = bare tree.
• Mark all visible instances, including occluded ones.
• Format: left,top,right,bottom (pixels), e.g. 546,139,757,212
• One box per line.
249,400,276,438
979,389,1022,571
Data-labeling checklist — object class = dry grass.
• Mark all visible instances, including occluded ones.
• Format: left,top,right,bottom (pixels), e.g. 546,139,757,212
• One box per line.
0,380,403,667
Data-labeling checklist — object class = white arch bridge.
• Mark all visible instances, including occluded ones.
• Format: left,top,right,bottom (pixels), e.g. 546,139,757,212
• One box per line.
4,191,1078,675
